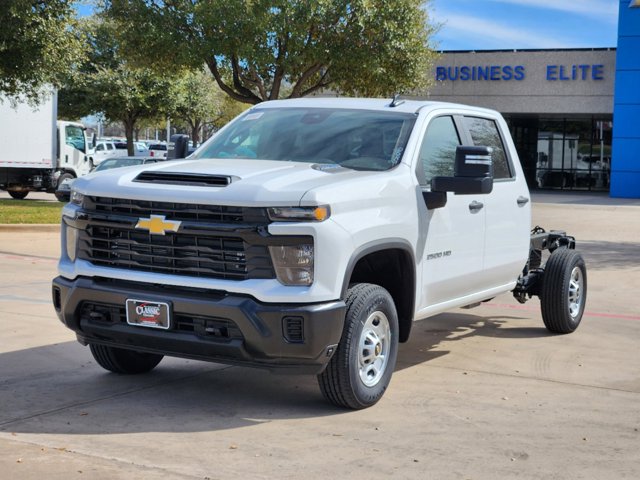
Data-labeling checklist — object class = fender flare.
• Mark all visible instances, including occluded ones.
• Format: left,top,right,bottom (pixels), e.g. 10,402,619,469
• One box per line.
341,238,416,342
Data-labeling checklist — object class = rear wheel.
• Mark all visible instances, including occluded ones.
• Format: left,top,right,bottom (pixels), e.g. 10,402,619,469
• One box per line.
541,249,587,333
89,344,163,374
318,283,399,409
8,190,28,200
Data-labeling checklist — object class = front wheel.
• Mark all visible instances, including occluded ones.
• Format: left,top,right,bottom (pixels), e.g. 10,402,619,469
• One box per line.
57,172,75,189
318,283,399,409
89,344,163,374
541,249,587,333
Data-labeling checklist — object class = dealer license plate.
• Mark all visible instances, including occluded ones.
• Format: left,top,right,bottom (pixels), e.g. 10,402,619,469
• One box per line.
126,299,171,330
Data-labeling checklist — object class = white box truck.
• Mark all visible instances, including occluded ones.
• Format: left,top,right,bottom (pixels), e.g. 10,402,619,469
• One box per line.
0,91,93,199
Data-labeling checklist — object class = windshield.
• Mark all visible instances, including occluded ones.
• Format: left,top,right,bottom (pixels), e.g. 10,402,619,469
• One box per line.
65,125,86,153
193,108,417,171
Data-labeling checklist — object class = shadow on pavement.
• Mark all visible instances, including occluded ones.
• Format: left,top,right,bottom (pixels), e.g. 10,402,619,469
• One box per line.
1,310,549,435
397,311,549,370
577,240,640,270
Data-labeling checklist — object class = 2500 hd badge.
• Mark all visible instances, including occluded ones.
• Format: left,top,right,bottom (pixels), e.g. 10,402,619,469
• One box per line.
52,98,587,409
426,250,452,260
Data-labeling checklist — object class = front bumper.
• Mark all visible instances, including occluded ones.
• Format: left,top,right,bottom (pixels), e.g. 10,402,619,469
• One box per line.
52,276,346,374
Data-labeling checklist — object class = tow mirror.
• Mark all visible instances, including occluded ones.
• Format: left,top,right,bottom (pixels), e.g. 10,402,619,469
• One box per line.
423,146,494,210
431,146,494,195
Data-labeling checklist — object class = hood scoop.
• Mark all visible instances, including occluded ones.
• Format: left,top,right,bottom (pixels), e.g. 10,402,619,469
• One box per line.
133,171,232,187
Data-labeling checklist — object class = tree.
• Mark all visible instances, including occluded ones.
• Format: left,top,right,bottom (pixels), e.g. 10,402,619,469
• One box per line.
105,0,438,105
59,17,175,155
173,69,248,146
0,0,81,102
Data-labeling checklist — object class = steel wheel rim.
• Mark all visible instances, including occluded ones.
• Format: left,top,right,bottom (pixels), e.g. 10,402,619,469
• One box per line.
568,266,584,318
358,310,391,387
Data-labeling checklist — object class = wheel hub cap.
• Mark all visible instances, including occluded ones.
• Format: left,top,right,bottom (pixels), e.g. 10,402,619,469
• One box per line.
568,266,584,318
358,311,391,387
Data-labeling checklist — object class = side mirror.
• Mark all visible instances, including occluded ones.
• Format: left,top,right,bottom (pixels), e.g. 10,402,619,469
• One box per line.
168,134,190,159
92,133,97,149
431,146,494,195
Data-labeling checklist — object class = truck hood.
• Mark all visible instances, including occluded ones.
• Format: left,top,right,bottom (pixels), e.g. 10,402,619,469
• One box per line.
72,158,377,206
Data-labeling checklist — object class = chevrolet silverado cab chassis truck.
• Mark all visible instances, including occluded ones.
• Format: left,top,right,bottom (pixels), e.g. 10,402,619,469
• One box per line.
52,98,587,409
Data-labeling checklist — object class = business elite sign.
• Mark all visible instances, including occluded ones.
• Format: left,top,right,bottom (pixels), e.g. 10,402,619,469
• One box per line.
435,64,606,82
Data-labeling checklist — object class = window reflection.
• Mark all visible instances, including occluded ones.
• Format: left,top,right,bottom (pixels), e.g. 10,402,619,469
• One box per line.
508,116,611,191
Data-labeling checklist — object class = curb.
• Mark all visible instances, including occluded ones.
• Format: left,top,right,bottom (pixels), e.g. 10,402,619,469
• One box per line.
0,224,60,232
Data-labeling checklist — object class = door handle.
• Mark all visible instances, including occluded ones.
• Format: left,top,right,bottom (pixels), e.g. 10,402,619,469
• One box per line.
517,196,530,206
469,201,484,213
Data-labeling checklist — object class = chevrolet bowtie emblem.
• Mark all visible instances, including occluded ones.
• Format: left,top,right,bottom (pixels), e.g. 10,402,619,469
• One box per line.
135,215,182,235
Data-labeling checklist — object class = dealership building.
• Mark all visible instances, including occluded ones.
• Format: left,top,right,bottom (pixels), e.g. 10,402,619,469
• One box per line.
421,1,640,198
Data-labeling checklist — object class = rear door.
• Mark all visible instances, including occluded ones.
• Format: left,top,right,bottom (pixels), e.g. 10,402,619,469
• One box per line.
463,115,531,289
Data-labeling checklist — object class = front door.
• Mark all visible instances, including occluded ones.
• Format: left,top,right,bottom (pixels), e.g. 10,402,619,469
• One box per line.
416,114,487,309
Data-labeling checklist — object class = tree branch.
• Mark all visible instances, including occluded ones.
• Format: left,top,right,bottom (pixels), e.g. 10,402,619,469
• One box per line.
269,37,286,100
290,63,324,98
205,57,262,105
240,65,267,101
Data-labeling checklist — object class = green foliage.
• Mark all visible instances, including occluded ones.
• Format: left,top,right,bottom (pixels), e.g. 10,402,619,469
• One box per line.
105,0,438,104
0,1,81,102
172,69,248,144
59,17,175,154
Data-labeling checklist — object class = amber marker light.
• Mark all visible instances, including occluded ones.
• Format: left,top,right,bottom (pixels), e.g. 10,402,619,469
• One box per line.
268,206,331,222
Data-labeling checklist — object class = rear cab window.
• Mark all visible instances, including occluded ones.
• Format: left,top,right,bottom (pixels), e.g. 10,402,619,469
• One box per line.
463,116,513,179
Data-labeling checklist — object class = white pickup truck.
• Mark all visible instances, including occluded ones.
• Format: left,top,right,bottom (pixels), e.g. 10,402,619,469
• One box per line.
52,98,587,409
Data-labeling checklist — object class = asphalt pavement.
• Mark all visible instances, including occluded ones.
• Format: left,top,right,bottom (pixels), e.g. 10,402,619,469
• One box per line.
0,194,639,479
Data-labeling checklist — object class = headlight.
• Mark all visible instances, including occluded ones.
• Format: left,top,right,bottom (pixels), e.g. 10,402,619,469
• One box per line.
269,244,314,286
70,190,84,206
268,206,330,222
66,225,79,261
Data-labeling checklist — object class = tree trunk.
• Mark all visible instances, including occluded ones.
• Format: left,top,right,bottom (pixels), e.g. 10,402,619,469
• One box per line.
124,118,135,156
191,119,202,147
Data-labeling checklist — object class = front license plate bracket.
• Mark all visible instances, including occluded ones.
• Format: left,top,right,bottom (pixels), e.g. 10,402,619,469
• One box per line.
126,299,171,330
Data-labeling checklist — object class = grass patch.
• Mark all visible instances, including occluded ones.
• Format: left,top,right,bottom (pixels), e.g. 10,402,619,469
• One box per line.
0,199,63,224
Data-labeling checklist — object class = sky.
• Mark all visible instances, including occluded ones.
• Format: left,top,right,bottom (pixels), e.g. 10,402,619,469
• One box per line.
75,0,621,52
429,0,620,51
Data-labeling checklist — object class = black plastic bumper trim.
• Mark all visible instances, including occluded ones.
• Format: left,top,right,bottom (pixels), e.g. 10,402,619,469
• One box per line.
52,276,346,374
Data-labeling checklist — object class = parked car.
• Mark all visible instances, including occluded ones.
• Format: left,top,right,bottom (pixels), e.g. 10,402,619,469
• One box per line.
54,177,75,202
134,142,150,156
55,157,159,202
90,140,128,166
93,156,159,172
148,143,168,158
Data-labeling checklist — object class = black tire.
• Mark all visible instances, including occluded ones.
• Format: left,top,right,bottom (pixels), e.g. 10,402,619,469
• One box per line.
318,283,399,409
57,172,75,188
89,344,163,374
541,249,587,334
8,190,28,200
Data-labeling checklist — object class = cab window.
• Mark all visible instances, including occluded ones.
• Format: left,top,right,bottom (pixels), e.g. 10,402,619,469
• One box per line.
417,116,461,186
464,117,512,179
